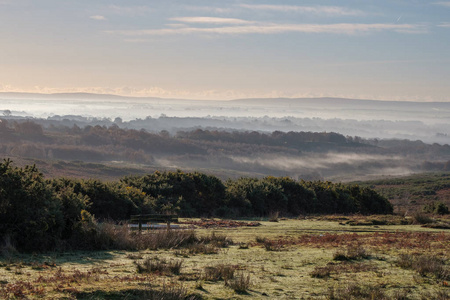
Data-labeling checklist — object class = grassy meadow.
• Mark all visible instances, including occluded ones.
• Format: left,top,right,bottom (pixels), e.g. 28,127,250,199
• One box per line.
1,216,449,299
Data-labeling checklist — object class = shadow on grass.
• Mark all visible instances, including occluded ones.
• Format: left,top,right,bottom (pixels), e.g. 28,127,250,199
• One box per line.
75,288,204,300
0,250,118,266
75,289,150,300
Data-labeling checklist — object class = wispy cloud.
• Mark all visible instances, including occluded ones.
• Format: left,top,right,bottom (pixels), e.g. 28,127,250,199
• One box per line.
239,4,365,16
107,23,426,37
438,22,450,27
90,15,106,21
433,2,450,7
170,17,254,25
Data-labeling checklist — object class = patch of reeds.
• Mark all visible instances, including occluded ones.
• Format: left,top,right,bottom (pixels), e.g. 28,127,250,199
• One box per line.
186,243,219,255
333,246,370,261
79,222,234,252
135,257,183,275
412,212,434,225
198,232,233,248
396,253,449,280
225,272,251,293
202,264,236,281
327,283,388,300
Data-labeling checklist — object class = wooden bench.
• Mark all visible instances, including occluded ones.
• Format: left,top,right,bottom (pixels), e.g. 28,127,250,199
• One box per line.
129,214,178,232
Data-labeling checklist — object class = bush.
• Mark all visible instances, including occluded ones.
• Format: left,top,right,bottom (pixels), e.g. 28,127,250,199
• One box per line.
203,264,236,281
412,212,434,225
135,257,183,275
423,202,449,215
198,232,233,248
396,253,449,280
310,266,331,278
0,160,64,252
225,272,251,293
186,243,219,255
327,283,388,300
333,246,370,261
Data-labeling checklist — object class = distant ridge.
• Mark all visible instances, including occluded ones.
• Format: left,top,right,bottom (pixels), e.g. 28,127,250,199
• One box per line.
1,92,449,108
231,97,450,106
0,92,162,101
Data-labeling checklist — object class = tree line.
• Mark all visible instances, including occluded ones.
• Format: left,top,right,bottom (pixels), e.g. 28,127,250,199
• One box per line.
0,159,392,252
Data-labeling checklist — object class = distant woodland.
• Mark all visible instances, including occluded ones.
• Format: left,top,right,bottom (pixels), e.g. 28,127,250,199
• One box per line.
1,117,450,181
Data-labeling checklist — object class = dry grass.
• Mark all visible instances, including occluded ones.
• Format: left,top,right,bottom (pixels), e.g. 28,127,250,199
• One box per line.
202,264,237,281
396,253,450,280
135,257,183,275
1,218,449,299
225,272,251,293
333,245,370,261
327,283,389,300
311,261,377,278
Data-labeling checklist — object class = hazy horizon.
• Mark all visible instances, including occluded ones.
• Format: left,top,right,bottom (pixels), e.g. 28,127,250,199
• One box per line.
1,1,450,101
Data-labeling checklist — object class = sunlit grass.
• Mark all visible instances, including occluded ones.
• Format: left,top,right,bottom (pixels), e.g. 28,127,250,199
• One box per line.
1,218,449,299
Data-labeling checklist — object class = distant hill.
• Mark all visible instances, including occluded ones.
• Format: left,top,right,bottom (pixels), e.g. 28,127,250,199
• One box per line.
0,92,162,101
2,92,450,108
231,97,450,109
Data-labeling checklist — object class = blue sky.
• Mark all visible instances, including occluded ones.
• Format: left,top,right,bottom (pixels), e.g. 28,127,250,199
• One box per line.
1,0,450,101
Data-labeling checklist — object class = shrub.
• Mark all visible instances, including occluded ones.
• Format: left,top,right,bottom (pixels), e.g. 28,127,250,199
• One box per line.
135,257,183,275
310,266,331,278
397,253,450,280
419,290,449,300
186,243,219,255
203,264,236,281
225,272,250,293
198,232,233,248
263,240,283,252
333,246,370,261
0,160,64,252
412,212,434,225
255,236,267,243
423,202,449,215
144,284,203,300
327,283,388,300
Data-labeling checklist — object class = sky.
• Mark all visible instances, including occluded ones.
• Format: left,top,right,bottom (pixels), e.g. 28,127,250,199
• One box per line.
1,0,450,101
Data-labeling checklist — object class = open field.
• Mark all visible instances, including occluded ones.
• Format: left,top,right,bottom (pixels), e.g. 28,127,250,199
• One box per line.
1,217,449,299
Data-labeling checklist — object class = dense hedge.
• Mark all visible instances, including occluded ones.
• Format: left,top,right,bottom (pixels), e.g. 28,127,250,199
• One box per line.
0,160,392,252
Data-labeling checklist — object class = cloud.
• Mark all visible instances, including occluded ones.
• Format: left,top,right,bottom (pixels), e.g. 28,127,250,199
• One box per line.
170,17,254,25
238,4,365,16
106,23,426,36
438,22,450,27
433,2,450,7
90,15,106,21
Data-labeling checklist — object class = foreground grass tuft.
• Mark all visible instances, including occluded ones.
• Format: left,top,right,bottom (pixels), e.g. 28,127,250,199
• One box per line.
396,253,449,280
135,257,183,275
202,264,236,281
225,272,251,294
333,245,370,261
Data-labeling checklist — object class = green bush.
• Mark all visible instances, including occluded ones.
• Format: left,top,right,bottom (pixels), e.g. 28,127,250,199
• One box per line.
423,202,449,215
0,159,64,252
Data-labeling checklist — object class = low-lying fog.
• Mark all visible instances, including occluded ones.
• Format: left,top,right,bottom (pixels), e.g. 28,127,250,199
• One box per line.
1,93,448,144
1,93,449,181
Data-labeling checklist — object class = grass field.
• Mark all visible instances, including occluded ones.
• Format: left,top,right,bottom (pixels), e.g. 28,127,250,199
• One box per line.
1,217,449,299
